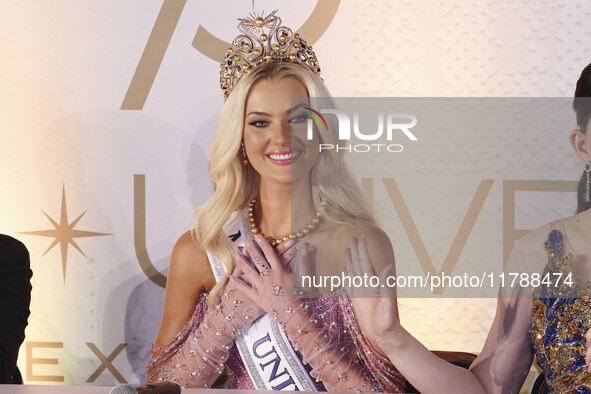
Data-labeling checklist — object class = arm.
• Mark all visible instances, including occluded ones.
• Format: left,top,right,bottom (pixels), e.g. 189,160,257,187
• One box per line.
151,231,211,351
0,235,32,383
362,297,533,394
146,231,263,388
348,236,534,394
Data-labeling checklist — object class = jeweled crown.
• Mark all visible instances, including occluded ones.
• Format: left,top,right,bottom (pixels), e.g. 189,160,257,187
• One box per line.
220,10,321,101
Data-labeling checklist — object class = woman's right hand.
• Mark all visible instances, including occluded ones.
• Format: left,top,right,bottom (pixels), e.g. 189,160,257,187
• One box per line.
344,236,400,351
223,237,297,329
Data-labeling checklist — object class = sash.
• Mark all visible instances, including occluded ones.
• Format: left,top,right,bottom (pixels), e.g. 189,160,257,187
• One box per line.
206,210,317,391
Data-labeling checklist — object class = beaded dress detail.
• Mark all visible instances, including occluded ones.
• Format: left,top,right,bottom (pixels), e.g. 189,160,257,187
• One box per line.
146,211,405,392
530,229,591,393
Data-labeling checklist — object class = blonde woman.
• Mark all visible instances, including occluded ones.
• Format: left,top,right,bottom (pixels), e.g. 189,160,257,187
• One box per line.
145,11,405,392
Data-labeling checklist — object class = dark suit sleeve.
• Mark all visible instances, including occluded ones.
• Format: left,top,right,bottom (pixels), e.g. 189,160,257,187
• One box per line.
0,235,32,383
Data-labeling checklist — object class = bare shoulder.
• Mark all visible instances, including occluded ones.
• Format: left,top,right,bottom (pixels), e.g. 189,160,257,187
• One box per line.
331,219,395,269
169,230,216,293
336,220,391,244
172,230,203,262
152,230,214,349
504,221,553,278
510,209,591,251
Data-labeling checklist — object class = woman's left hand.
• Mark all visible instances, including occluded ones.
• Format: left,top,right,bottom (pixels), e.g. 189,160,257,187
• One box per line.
233,235,305,317
344,236,401,351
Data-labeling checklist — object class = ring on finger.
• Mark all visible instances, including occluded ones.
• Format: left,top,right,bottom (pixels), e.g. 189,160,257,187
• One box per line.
255,260,269,276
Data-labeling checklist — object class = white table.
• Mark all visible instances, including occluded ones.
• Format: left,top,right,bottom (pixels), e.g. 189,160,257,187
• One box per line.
0,386,269,394
0,386,321,394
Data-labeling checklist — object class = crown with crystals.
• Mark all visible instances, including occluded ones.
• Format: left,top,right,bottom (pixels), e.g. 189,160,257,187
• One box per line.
220,10,322,100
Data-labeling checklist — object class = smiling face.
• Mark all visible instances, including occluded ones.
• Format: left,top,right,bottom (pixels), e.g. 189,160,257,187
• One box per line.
243,77,320,186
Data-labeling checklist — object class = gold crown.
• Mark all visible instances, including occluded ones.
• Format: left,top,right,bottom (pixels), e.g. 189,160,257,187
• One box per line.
220,10,322,101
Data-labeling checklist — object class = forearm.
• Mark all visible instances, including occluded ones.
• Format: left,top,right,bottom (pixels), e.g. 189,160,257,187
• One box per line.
146,308,231,388
279,301,381,392
147,289,256,388
378,325,486,394
385,295,534,394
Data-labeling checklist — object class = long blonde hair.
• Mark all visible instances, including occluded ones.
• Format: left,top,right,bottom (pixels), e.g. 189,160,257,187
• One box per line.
194,62,374,308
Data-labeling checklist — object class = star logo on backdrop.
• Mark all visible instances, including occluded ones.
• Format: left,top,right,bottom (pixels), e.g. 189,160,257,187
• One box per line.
20,185,110,283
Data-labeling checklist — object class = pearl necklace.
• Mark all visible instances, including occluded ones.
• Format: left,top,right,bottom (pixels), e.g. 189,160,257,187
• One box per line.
247,197,321,246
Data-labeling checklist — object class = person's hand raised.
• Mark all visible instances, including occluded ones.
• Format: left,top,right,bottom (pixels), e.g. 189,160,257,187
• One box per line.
344,236,400,351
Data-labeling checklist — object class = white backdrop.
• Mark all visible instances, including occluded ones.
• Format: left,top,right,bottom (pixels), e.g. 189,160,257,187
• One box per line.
1,0,590,389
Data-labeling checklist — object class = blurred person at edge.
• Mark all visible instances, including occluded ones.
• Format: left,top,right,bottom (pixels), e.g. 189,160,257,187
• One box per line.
0,235,32,384
349,63,591,393
145,11,406,392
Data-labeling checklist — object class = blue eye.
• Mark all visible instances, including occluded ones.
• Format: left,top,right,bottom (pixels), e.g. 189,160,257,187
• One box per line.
249,120,269,127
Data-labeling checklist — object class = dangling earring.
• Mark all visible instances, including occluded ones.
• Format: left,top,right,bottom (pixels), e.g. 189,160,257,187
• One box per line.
241,142,249,166
585,161,591,202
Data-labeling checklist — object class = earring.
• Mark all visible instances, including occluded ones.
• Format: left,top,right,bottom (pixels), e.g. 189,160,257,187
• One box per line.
585,161,591,202
241,142,248,166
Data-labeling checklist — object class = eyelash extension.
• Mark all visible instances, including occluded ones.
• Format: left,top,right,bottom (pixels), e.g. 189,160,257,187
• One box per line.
249,120,269,127
248,114,308,127
290,114,308,122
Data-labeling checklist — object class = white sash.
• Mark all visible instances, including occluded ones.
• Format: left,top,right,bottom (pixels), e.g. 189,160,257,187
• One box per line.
206,210,317,391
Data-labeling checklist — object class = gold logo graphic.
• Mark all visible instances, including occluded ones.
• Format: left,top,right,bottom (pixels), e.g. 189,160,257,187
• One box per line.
369,178,494,295
26,342,64,382
134,174,167,288
20,185,110,282
85,343,128,383
121,0,341,110
25,341,128,384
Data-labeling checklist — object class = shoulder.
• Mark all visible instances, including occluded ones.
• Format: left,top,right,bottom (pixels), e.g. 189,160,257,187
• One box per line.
152,231,213,350
330,219,395,267
513,221,554,252
510,210,591,274
0,235,30,273
171,231,204,265
508,210,589,254
334,219,392,246
524,208,591,242
504,221,554,284
169,230,215,292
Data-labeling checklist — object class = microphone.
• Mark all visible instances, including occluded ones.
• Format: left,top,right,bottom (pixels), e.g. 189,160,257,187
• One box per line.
109,382,181,394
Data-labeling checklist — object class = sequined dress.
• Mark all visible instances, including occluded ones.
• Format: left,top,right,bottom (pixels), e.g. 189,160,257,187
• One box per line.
530,229,591,393
147,291,405,391
146,212,406,392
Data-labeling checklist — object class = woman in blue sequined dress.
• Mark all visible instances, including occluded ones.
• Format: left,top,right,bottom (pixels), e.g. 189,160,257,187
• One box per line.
346,63,591,393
